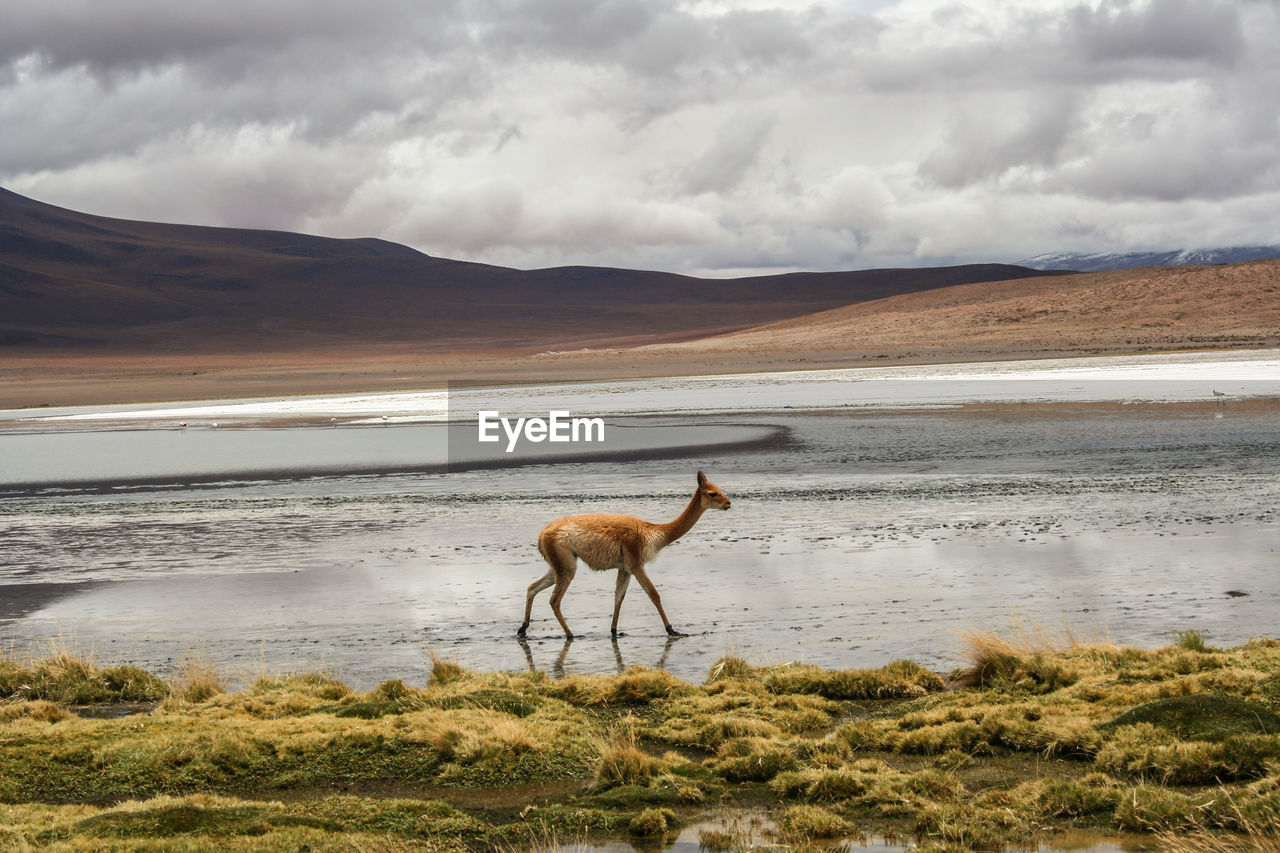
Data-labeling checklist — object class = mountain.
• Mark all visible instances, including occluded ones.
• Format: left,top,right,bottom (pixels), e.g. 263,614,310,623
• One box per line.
646,260,1280,359
0,187,1059,354
1020,246,1280,273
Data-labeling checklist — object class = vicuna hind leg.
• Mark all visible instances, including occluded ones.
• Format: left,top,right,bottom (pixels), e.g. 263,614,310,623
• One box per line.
610,570,632,638
520,538,578,638
518,567,556,638
547,553,578,639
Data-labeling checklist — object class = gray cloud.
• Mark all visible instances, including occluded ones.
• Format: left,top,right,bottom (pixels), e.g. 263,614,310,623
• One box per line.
0,1,456,72
684,114,774,195
1068,0,1245,66
2,0,1278,274
919,91,1083,188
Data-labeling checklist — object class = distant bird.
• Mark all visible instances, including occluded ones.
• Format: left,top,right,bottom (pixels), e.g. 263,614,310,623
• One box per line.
331,417,338,427
179,421,187,428
211,422,218,429
1213,389,1227,407
382,415,389,426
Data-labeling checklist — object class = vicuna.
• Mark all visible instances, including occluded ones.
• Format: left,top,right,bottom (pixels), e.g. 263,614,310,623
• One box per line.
517,470,731,639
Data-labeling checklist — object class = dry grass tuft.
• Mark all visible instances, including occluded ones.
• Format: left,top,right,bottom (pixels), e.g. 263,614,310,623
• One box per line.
713,736,798,782
707,656,755,682
777,804,850,840
628,807,676,837
764,658,944,699
954,615,1108,691
553,667,687,707
171,654,227,704
0,641,170,705
960,613,1106,658
373,678,413,700
428,650,467,686
1174,629,1214,653
697,828,738,851
0,699,71,723
593,733,669,789
1160,797,1280,851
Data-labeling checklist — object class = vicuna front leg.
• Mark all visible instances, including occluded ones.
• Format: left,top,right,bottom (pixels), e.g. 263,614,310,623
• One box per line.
629,564,686,637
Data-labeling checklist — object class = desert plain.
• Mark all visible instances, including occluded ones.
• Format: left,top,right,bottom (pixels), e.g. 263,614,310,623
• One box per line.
3,258,1279,410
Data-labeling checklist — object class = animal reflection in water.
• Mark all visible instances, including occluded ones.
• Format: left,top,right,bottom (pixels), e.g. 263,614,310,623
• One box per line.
516,634,681,678
518,471,732,640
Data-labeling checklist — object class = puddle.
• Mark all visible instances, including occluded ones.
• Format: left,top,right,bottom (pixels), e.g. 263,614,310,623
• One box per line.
571,812,1159,853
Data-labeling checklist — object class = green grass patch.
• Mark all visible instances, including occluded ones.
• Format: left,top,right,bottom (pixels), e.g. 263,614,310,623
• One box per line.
7,635,1280,850
1100,695,1280,740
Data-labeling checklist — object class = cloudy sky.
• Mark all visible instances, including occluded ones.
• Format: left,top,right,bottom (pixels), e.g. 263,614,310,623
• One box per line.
3,0,1278,275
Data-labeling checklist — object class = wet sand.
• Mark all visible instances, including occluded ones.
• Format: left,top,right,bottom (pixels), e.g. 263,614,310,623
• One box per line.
0,580,104,622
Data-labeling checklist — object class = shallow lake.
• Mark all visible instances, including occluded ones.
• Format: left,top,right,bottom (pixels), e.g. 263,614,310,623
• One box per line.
1,350,1277,690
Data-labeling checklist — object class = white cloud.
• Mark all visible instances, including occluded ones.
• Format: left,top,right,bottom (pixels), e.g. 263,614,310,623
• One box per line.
3,0,1279,273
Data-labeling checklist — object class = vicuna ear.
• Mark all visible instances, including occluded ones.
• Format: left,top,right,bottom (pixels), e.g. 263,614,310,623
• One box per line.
697,470,707,486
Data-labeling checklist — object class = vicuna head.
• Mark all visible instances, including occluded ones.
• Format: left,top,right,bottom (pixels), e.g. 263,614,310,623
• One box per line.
697,470,731,511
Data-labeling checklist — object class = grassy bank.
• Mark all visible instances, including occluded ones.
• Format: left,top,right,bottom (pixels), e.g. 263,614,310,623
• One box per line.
5,632,1280,852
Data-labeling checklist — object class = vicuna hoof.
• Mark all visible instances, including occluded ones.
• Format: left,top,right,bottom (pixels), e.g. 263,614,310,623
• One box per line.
666,626,688,638
517,624,528,638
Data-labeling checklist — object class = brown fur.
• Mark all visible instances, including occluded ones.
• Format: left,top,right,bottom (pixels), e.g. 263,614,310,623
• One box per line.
518,470,731,639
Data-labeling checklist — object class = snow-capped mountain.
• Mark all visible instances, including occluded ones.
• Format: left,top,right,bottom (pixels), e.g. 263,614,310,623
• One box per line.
1019,245,1280,272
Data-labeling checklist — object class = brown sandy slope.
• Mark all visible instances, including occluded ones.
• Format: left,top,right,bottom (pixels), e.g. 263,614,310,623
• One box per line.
638,260,1280,362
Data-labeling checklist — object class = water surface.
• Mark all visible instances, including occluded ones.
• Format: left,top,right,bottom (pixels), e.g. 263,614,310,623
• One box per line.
2,400,1275,688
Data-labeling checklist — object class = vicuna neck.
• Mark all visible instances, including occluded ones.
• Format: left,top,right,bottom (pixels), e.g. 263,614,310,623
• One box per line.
658,492,706,545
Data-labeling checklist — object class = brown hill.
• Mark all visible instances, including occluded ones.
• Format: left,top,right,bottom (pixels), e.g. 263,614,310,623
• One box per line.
0,187,1056,354
641,260,1280,359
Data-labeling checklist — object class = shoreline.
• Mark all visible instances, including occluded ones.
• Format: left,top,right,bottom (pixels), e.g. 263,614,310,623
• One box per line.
0,580,106,621
5,346,1278,431
3,340,1275,410
0,422,788,495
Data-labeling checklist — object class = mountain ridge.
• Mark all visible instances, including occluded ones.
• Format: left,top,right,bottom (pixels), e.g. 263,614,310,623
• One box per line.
0,187,1059,353
1019,245,1280,273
